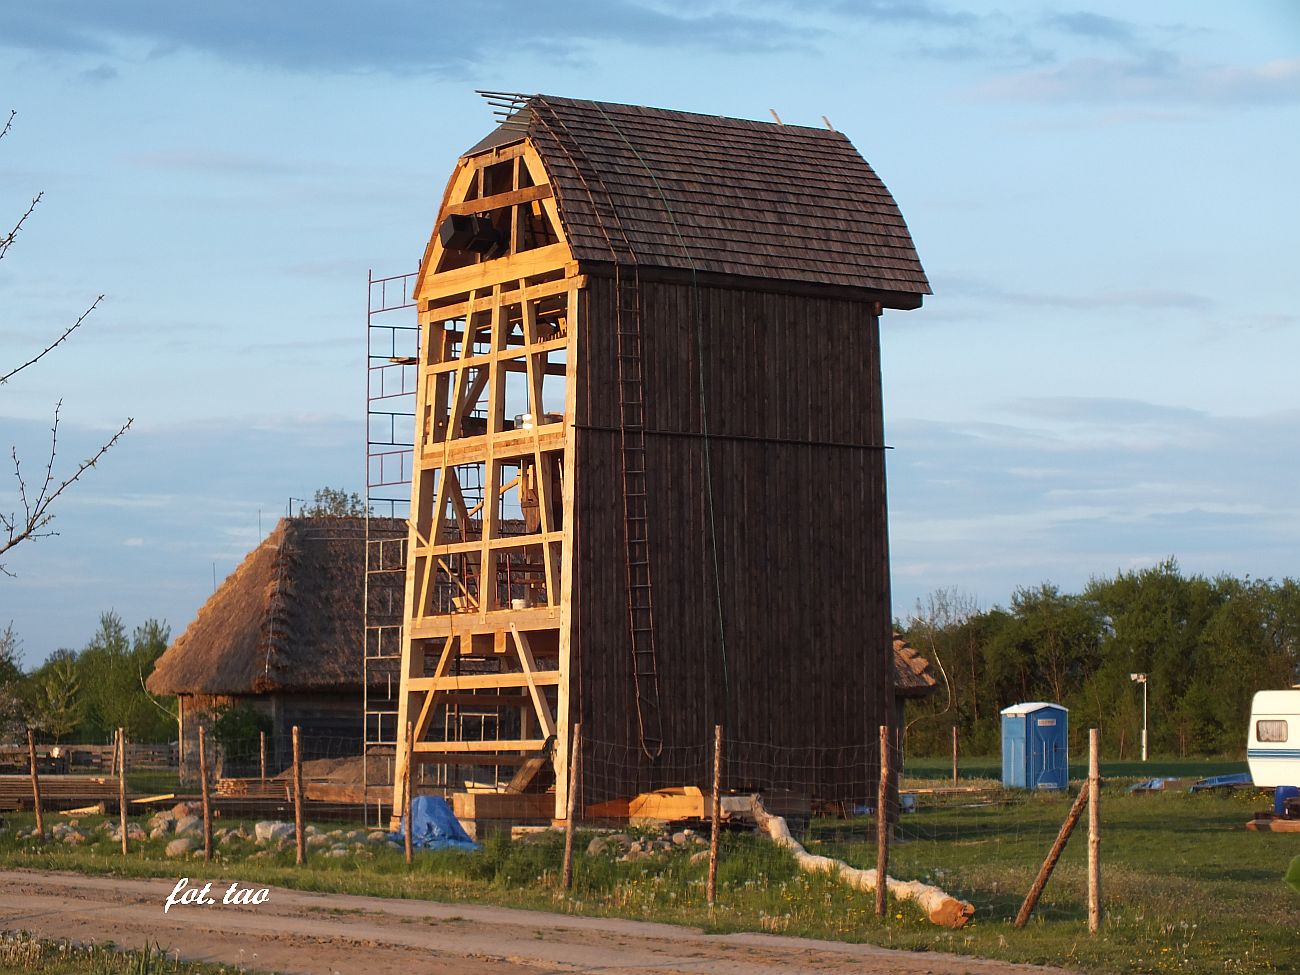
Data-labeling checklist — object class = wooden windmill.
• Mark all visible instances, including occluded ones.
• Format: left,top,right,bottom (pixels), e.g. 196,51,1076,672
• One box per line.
392,94,929,822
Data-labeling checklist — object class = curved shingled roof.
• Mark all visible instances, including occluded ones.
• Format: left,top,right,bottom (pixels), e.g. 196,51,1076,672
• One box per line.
467,95,930,304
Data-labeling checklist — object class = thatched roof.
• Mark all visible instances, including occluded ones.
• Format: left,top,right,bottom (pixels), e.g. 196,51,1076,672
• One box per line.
893,633,939,699
146,517,404,696
465,95,930,306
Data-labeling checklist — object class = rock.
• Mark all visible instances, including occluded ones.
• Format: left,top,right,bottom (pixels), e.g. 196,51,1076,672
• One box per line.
307,834,330,848
127,826,147,841
254,821,295,844
219,832,243,848
171,802,200,819
367,831,388,844
174,815,201,836
671,831,689,846
586,836,611,856
165,837,196,858
690,850,710,865
62,831,86,845
304,824,319,836
326,846,348,858
149,826,170,841
345,830,364,843
327,829,343,839
608,833,631,847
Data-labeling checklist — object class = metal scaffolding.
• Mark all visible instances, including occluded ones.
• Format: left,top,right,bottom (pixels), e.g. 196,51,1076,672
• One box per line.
363,268,418,823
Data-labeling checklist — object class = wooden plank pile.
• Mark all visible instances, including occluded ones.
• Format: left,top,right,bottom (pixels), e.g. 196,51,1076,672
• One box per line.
0,774,122,811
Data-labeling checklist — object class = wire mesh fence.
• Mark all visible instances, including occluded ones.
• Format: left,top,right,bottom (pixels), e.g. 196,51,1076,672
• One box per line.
4,723,1112,932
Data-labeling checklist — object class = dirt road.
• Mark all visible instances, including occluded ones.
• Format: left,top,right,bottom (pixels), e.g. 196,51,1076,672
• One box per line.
0,869,1071,975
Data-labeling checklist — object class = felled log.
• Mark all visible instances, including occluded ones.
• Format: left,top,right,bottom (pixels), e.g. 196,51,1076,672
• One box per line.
750,794,975,928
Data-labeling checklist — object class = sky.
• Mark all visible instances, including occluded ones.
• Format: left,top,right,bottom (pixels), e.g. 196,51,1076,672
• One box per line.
2,1,1299,667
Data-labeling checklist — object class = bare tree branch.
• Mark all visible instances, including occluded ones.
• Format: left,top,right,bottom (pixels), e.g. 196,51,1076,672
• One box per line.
0,110,14,143
1,409,133,571
0,191,42,263
0,295,103,385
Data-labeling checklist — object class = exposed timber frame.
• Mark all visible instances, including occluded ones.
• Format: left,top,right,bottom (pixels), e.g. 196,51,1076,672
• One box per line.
392,140,580,824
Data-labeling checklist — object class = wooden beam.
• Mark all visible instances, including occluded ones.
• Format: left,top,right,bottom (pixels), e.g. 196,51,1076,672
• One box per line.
419,243,569,302
406,671,561,692
511,623,557,738
444,184,553,217
414,739,548,754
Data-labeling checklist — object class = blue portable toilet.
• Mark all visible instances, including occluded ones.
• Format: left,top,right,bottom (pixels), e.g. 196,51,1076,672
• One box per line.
1001,702,1069,790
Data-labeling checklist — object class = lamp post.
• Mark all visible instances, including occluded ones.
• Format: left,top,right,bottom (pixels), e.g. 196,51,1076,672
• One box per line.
1130,673,1148,761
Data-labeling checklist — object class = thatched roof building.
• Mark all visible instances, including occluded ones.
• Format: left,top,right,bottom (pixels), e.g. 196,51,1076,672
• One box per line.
893,633,939,701
147,516,404,776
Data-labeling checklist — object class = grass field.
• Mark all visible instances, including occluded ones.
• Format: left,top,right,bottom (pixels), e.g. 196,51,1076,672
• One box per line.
0,757,1296,974
0,932,256,975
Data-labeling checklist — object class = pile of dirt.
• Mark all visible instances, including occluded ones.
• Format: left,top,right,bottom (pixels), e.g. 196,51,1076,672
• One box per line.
275,754,392,786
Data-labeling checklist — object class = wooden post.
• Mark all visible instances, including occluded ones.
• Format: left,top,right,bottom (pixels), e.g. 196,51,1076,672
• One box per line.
117,728,128,856
1088,728,1101,933
199,725,212,862
403,720,414,866
951,725,958,788
27,730,44,841
259,730,266,782
1013,785,1090,928
875,724,890,918
292,725,304,866
707,724,723,906
561,722,581,890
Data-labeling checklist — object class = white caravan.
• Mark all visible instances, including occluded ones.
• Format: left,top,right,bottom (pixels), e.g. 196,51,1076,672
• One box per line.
1246,689,1300,788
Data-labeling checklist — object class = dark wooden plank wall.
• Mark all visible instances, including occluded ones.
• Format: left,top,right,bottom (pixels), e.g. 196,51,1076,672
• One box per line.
572,274,893,803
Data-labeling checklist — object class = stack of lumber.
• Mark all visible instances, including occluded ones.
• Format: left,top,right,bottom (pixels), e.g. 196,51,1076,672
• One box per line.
216,778,291,800
0,774,122,811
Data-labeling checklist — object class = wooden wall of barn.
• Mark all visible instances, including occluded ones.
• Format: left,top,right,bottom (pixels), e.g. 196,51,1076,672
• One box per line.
571,274,893,803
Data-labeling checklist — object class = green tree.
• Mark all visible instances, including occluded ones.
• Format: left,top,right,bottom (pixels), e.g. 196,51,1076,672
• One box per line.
29,650,81,740
0,623,25,739
301,486,365,517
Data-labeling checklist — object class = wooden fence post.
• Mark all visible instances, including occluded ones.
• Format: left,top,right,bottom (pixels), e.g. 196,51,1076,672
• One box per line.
403,720,413,866
1014,785,1090,928
875,724,890,918
561,722,581,890
707,724,723,906
951,725,959,788
292,725,304,866
117,728,128,856
199,725,212,862
1088,728,1101,933
259,730,267,783
27,730,44,841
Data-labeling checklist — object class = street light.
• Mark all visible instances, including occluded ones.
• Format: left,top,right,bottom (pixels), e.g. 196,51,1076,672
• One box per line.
1130,673,1149,761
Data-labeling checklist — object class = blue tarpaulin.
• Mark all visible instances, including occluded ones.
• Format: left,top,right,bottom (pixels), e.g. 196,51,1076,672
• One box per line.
390,796,479,851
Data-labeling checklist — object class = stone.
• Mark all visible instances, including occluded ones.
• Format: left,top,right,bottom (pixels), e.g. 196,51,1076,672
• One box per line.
171,802,199,819
327,829,343,839
586,837,611,856
173,815,201,836
165,837,196,858
326,846,348,858
307,834,330,848
671,831,689,846
219,832,243,848
149,826,170,841
254,821,295,844
345,830,364,843
690,850,710,865
62,832,86,845
367,831,388,844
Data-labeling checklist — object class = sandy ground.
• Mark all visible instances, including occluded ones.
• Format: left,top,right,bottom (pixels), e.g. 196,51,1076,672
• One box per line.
0,869,1074,975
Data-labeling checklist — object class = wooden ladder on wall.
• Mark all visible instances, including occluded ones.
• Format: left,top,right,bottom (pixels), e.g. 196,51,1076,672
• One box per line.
533,100,664,758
